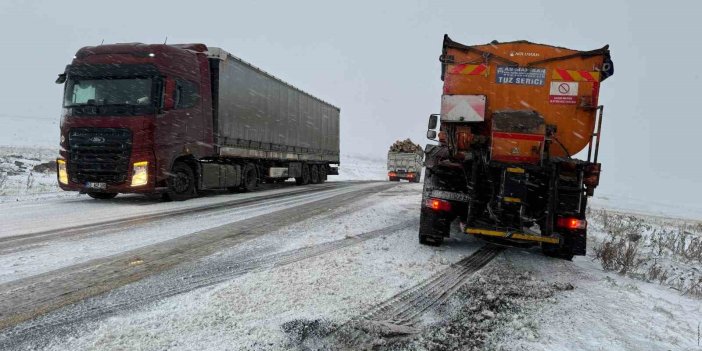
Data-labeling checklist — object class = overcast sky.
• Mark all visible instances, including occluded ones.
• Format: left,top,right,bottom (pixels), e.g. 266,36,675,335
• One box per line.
0,0,700,209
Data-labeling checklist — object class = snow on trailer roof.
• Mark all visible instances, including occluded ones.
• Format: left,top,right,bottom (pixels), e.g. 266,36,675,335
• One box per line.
207,47,340,112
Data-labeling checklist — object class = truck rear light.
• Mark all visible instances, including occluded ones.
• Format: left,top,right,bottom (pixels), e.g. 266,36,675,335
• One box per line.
131,161,149,187
407,173,415,178
57,159,68,185
556,217,587,230
388,171,397,177
424,197,452,212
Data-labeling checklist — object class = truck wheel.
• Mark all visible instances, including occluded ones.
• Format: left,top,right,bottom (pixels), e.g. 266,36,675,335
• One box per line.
319,166,327,183
87,192,118,200
418,208,448,246
241,163,258,192
296,164,310,185
165,161,197,201
310,165,321,184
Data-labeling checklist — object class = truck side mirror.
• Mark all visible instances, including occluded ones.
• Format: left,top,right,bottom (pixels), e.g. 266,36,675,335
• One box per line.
427,130,437,140
55,73,66,84
428,114,439,130
55,65,71,84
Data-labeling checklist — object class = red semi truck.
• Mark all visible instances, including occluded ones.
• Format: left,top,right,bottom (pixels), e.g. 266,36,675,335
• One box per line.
55,43,340,200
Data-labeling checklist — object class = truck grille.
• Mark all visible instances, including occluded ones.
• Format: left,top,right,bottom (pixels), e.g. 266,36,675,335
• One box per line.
68,128,132,184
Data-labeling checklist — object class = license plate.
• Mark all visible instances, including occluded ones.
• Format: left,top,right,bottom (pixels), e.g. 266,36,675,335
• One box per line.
85,182,107,190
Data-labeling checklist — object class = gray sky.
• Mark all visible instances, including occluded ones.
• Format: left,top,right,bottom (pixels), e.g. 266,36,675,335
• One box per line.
1,0,700,209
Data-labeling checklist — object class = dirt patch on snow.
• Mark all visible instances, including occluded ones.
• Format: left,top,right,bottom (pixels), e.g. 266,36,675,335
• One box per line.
283,264,574,350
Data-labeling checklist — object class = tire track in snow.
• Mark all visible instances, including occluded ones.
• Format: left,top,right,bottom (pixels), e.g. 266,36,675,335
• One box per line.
0,182,397,333
333,245,503,347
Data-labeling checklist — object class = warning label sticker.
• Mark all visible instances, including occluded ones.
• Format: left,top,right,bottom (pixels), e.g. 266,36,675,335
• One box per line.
496,66,546,86
549,81,578,104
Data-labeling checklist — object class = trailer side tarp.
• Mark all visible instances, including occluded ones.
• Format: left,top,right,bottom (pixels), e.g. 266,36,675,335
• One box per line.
209,48,340,162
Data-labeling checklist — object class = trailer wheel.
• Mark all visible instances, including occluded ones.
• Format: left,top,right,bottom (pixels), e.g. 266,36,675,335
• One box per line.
241,163,258,192
296,164,310,185
310,165,321,184
165,161,197,201
319,166,327,183
87,192,118,200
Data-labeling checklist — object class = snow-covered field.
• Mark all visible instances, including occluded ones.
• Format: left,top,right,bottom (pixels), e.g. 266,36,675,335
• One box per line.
0,146,62,202
0,146,700,351
335,152,388,181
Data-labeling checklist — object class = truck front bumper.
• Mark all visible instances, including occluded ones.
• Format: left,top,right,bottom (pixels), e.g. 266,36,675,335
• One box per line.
58,181,162,194
57,151,159,194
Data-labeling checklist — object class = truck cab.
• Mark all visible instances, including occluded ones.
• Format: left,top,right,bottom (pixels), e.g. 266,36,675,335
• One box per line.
56,43,214,199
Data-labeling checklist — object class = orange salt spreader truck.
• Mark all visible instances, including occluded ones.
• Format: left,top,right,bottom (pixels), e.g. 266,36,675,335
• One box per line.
419,35,613,260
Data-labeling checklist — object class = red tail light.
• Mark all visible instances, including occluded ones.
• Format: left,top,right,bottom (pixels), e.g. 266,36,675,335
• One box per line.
407,173,415,178
556,217,587,230
388,172,397,177
424,198,452,212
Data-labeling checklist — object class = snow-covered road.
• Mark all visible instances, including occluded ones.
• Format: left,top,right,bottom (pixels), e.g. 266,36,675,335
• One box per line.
0,181,700,351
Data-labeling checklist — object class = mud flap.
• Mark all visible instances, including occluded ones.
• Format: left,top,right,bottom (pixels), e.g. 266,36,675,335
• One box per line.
419,207,453,238
566,229,587,256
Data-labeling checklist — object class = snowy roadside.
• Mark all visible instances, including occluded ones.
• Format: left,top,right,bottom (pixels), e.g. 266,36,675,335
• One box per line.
587,208,702,298
0,146,65,203
333,152,388,181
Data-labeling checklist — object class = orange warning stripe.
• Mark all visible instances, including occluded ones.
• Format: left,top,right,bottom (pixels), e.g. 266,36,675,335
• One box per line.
552,69,600,82
449,63,489,76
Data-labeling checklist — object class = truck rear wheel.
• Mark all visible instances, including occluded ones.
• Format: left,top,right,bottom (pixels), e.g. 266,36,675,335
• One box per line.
87,192,118,200
319,166,327,183
241,163,258,192
165,161,197,201
310,165,321,184
296,164,310,185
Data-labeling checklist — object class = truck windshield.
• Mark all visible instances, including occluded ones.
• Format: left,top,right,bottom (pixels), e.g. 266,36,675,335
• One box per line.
64,78,153,107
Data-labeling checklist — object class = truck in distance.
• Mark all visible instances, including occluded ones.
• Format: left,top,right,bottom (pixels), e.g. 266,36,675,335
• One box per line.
55,43,340,200
420,35,614,259
387,139,423,182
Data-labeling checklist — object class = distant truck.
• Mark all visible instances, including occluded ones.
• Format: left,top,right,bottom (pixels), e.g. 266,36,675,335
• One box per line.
55,43,340,200
420,35,614,260
387,139,423,182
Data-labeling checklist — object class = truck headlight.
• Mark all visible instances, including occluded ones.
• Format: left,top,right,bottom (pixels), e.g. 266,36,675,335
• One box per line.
131,161,148,187
57,159,68,185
